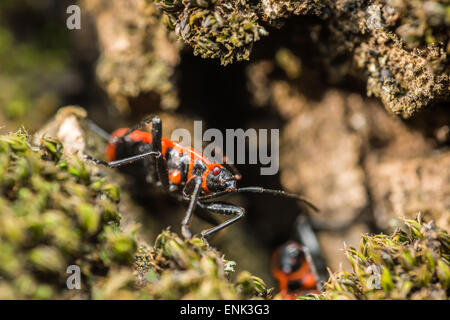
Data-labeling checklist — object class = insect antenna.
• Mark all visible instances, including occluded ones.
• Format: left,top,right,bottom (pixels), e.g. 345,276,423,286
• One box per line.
198,187,319,212
84,119,111,141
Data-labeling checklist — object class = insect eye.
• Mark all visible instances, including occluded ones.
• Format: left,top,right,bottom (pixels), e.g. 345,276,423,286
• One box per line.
212,166,221,176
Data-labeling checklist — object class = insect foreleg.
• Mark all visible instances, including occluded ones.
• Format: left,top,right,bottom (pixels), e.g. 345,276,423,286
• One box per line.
149,117,170,191
84,151,161,168
197,202,245,238
181,176,202,239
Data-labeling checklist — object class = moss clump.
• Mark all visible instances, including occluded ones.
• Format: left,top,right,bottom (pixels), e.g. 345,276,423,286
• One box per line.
0,0,72,130
0,131,271,299
0,131,137,299
134,230,272,299
152,0,268,65
301,216,449,300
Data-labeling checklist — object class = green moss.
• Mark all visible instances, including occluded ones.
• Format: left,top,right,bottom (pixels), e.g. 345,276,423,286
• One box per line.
0,131,136,299
134,230,272,299
300,216,450,300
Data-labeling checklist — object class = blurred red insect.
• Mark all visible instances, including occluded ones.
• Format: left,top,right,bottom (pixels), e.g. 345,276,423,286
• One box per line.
272,241,320,300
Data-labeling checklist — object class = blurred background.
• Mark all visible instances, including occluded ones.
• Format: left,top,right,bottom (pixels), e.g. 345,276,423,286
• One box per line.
0,0,449,288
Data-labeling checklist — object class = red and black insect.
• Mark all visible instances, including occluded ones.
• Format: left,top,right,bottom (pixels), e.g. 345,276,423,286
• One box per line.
85,116,318,239
271,216,328,299
272,241,320,299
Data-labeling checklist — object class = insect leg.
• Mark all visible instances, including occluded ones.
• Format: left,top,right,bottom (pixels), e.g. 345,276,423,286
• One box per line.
84,151,161,168
149,117,170,191
197,202,245,238
120,116,158,140
180,176,202,239
295,216,328,286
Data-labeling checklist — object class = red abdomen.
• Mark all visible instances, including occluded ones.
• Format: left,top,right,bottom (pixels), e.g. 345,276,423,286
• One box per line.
105,128,174,161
